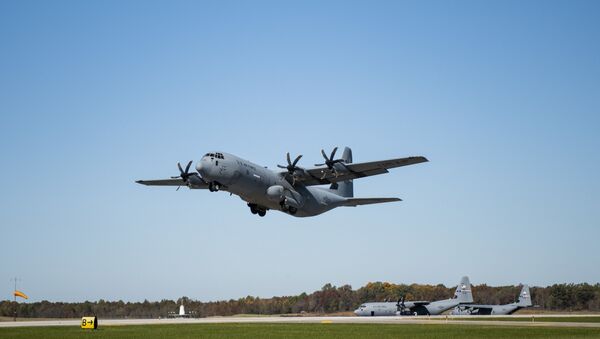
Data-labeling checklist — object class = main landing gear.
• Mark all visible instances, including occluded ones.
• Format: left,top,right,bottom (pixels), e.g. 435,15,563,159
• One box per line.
248,203,267,217
279,200,297,215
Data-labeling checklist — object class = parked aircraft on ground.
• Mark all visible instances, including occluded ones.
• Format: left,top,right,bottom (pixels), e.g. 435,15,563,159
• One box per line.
136,147,428,217
167,303,193,318
451,285,532,315
354,276,473,316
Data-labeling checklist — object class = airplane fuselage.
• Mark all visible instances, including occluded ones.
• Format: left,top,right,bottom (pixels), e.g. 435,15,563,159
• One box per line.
354,299,462,316
137,147,427,218
450,285,531,315
354,277,472,317
452,303,522,315
195,152,347,217
353,302,399,316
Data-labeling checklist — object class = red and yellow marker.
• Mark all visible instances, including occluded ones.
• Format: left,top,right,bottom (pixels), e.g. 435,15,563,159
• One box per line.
13,290,28,299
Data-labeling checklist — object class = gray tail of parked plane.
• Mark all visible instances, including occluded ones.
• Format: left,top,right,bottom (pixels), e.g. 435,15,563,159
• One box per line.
454,276,473,303
331,147,353,197
517,285,532,307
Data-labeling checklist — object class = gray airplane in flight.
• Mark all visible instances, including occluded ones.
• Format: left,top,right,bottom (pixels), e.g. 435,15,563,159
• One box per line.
354,276,473,316
451,285,532,315
136,147,427,217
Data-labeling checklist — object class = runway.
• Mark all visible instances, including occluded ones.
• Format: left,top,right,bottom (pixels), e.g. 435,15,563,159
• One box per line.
2,314,600,328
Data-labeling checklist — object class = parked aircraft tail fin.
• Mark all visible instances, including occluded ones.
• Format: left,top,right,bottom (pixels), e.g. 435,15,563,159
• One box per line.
517,285,532,307
331,147,353,197
454,276,473,303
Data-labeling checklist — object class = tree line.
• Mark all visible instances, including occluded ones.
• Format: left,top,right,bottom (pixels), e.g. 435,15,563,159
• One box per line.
1,282,599,318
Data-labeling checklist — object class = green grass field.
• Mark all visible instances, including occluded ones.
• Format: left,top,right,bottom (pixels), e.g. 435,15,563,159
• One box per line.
2,323,600,338
450,316,600,323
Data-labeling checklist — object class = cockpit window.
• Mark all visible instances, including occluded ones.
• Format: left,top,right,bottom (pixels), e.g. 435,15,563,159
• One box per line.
360,305,366,308
204,153,225,159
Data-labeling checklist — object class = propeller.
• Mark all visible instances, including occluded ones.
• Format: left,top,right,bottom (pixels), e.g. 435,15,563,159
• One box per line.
315,147,345,178
277,152,303,185
396,296,406,313
171,161,196,190
277,152,303,173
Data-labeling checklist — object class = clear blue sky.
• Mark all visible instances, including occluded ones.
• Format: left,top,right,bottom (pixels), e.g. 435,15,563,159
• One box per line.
1,0,599,302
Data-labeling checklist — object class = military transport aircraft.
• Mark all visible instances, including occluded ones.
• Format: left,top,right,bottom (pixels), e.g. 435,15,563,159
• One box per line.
354,276,473,316
451,285,532,315
136,147,427,217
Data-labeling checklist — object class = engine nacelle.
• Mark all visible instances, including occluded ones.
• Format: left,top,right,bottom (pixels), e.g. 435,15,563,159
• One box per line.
187,175,207,189
267,185,302,209
266,185,285,202
332,162,350,175
283,195,301,209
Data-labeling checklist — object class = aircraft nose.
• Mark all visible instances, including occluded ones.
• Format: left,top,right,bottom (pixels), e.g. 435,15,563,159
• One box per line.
195,161,205,176
354,310,359,315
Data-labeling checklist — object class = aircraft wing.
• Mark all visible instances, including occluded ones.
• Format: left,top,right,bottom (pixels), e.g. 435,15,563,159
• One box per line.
136,175,209,189
401,301,430,308
298,156,428,186
136,178,186,186
340,198,401,206
459,305,493,313
405,301,431,314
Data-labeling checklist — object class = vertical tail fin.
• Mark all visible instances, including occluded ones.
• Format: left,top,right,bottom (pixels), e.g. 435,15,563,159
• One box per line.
517,285,532,307
330,147,353,197
454,276,473,303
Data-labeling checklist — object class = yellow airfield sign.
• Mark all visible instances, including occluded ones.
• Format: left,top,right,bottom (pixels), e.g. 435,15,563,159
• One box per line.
81,316,98,329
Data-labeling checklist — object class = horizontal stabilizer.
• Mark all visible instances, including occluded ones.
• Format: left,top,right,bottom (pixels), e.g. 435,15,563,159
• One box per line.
341,197,401,207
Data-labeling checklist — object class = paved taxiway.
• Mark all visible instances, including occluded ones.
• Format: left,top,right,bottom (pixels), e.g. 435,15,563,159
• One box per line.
2,315,600,328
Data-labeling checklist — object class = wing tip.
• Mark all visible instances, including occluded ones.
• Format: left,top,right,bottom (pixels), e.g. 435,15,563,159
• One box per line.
344,197,403,206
